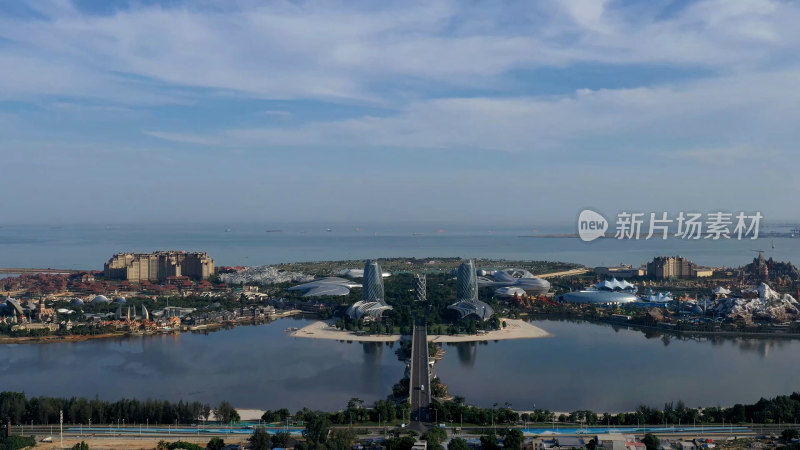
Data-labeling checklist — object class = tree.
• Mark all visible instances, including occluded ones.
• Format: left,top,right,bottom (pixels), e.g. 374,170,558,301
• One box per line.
249,426,272,450
424,427,447,445
70,442,90,450
783,429,800,441
387,436,417,450
303,412,331,448
642,433,660,450
448,437,470,450
329,428,357,450
503,428,524,450
214,401,237,424
0,392,27,425
480,432,501,450
272,431,291,448
207,437,225,450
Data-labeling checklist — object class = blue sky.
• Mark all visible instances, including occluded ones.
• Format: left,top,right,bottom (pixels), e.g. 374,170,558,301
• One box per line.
1,0,799,225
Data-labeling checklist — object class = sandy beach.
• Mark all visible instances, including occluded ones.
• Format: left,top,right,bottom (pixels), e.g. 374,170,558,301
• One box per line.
290,320,402,342
290,319,551,343
428,319,552,342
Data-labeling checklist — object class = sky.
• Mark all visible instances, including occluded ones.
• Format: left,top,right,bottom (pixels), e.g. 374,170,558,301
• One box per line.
1,0,799,226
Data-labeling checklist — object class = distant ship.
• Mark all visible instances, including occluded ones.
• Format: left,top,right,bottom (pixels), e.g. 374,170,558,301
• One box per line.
265,229,283,233
326,228,332,232
225,228,231,232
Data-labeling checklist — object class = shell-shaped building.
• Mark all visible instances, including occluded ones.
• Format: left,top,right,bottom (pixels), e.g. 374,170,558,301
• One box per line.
448,259,494,321
477,268,551,296
346,260,393,319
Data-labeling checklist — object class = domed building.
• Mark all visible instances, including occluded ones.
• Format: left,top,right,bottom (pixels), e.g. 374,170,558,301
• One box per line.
560,290,638,305
92,295,110,303
494,286,527,298
71,298,85,307
114,297,127,304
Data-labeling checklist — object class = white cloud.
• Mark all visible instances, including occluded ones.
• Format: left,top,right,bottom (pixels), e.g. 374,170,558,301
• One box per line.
1,0,799,104
193,68,798,161
143,130,220,146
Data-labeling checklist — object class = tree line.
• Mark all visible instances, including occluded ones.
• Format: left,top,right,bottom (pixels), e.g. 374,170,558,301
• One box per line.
431,392,800,426
0,392,241,426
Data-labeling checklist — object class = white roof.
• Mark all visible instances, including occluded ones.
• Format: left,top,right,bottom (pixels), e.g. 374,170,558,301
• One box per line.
596,278,635,291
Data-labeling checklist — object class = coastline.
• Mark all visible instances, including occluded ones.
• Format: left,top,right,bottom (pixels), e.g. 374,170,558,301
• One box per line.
0,310,304,345
289,319,552,343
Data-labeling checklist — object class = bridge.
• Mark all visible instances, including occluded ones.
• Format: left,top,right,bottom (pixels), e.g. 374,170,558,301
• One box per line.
409,319,431,431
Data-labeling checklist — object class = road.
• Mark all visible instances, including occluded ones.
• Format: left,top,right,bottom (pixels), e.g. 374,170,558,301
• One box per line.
536,268,590,278
410,319,431,429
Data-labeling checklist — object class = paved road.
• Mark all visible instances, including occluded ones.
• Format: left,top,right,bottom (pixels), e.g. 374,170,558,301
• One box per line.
410,320,431,428
536,268,590,278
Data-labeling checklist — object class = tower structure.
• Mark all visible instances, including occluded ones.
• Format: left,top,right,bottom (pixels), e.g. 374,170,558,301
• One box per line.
346,260,393,319
414,274,427,302
448,260,494,320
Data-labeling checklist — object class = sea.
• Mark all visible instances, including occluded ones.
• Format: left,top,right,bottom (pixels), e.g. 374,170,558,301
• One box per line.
0,222,798,270
1,222,799,412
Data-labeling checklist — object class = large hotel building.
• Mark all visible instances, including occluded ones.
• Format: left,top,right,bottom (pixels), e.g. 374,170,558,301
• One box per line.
104,251,215,282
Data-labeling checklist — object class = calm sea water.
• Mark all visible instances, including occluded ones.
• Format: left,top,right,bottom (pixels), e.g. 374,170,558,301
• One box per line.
0,223,797,269
436,319,800,412
0,318,405,411
1,318,797,412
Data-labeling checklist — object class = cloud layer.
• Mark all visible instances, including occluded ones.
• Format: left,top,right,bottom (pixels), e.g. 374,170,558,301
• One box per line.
1,0,799,223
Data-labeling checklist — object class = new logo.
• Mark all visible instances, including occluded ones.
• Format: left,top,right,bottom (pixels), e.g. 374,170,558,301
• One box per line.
578,209,608,242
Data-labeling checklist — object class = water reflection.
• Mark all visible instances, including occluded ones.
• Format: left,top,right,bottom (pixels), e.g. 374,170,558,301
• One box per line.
0,319,405,411
434,319,800,412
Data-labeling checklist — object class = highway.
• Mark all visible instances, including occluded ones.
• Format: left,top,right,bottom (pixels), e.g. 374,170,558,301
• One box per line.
410,319,431,428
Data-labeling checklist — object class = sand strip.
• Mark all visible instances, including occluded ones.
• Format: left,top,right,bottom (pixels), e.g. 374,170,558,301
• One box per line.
290,319,550,343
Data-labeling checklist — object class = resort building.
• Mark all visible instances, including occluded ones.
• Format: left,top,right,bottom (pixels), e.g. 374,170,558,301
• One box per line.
478,268,551,295
448,259,494,320
346,260,393,319
646,256,711,279
104,251,215,282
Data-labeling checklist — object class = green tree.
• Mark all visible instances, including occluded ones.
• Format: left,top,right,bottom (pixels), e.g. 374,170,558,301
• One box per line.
272,431,291,448
303,412,331,448
448,437,470,450
0,392,27,425
642,433,660,450
249,426,272,450
214,401,238,424
480,432,501,450
70,442,90,450
502,429,524,450
783,429,800,441
424,427,447,445
207,437,225,450
387,436,417,450
166,441,204,450
329,428,357,450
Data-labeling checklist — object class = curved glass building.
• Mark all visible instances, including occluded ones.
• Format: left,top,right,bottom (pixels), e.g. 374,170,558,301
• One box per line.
347,260,393,319
448,259,494,321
